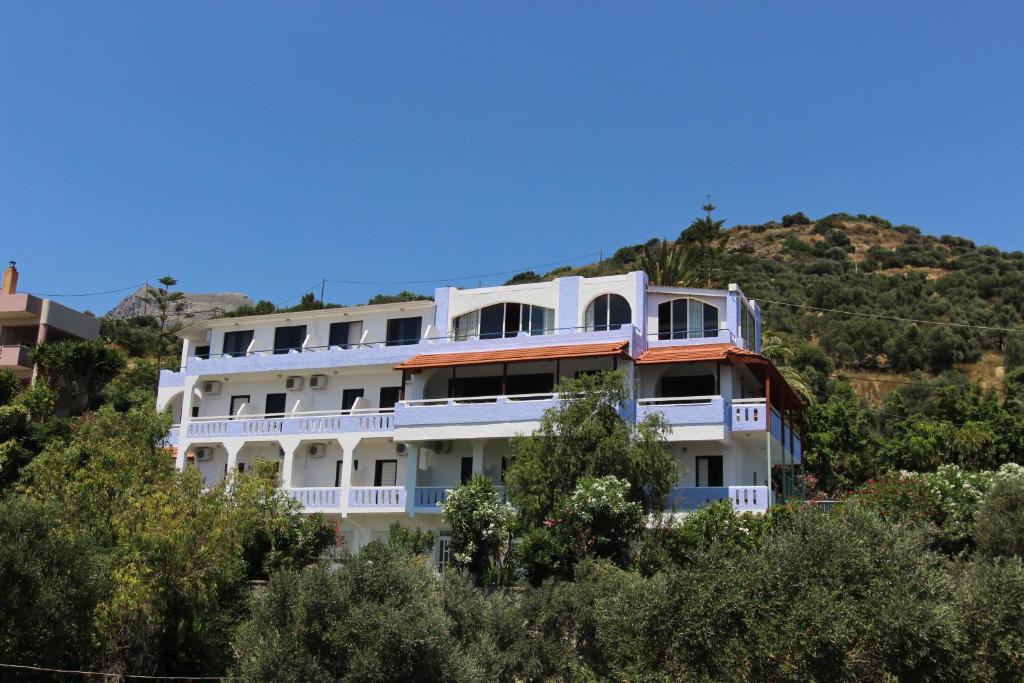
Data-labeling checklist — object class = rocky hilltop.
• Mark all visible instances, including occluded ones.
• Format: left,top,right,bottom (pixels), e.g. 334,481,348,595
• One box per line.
105,287,253,322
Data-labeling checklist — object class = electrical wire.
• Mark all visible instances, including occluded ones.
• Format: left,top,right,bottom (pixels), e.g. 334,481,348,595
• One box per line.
758,298,1024,334
0,661,237,680
25,282,148,298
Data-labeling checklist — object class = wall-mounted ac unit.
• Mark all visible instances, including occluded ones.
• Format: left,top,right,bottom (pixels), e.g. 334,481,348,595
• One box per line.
194,447,213,461
286,376,304,391
430,440,452,454
310,374,328,390
395,442,408,455
306,443,327,458
202,380,221,395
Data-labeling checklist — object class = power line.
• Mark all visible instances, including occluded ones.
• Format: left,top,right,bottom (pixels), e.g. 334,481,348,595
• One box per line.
323,250,605,286
0,661,236,680
25,282,148,298
758,298,1024,334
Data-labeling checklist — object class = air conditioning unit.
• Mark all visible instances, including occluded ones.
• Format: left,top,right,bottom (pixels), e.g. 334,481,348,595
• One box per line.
306,443,327,458
285,376,304,391
309,374,328,390
430,440,452,454
194,447,213,462
202,380,221,395
395,442,408,455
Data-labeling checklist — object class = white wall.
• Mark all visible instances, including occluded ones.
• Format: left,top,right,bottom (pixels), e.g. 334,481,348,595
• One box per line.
577,273,640,328
447,280,559,319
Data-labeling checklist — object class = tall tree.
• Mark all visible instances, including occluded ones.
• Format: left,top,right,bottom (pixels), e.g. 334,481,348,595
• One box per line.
679,197,729,287
638,239,699,287
29,339,125,413
142,276,190,381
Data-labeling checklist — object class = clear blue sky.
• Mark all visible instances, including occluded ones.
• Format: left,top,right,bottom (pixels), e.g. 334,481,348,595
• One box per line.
2,2,1022,313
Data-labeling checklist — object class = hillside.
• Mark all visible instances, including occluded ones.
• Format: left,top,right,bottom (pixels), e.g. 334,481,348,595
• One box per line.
105,287,254,322
521,212,1024,402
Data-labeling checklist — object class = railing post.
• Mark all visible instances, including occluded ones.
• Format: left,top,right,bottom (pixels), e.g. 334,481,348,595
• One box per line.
405,443,419,517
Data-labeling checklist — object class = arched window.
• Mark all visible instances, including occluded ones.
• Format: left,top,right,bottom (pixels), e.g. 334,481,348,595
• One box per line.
584,294,632,332
453,303,554,341
657,298,719,340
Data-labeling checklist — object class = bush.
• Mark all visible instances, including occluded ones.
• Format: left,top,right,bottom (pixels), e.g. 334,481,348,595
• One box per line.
955,557,1024,681
781,212,811,227
548,475,645,570
974,466,1024,558
442,476,515,584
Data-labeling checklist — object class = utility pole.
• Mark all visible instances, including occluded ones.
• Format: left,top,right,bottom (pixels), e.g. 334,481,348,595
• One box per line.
319,278,326,305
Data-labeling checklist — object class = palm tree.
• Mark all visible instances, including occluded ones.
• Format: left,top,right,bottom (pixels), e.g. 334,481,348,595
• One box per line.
761,334,816,405
638,239,700,287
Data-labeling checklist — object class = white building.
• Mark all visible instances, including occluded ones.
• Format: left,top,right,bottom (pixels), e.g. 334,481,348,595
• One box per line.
157,272,803,561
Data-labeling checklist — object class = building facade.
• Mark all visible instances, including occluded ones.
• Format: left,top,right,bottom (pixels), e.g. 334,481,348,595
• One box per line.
157,272,803,557
0,262,102,382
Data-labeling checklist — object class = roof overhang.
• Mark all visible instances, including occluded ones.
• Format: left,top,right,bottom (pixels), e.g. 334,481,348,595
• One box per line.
395,340,630,370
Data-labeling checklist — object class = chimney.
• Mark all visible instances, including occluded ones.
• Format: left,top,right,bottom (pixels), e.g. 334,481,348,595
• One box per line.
1,261,16,295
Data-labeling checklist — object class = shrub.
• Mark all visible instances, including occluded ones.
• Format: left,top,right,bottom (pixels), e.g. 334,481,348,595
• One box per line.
548,475,645,570
442,476,515,584
781,211,811,227
974,466,1024,558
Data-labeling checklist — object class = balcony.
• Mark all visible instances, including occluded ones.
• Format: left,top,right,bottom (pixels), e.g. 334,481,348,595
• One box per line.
0,344,32,375
731,399,766,431
394,393,558,439
412,485,510,513
185,341,427,376
182,409,394,441
666,485,771,513
636,395,728,440
285,486,406,514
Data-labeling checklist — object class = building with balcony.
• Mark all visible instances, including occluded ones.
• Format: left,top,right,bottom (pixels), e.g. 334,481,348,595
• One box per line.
0,262,102,382
157,271,804,562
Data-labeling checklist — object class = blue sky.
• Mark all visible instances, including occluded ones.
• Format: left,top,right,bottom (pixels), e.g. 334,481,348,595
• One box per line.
2,2,1022,313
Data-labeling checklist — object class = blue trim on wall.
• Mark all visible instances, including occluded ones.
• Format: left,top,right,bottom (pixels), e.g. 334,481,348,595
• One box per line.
726,289,740,343
433,287,453,338
634,271,647,331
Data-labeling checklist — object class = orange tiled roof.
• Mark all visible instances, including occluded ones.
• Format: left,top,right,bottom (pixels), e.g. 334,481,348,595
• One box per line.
635,343,764,365
396,340,630,370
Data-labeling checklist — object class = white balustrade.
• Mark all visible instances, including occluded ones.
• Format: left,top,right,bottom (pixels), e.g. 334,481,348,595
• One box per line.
186,420,230,438
348,486,406,509
728,486,768,512
287,487,342,511
731,399,766,431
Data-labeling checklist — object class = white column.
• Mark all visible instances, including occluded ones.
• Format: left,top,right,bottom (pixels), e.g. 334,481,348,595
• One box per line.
405,443,419,516
338,436,361,518
225,440,244,474
471,439,485,477
279,437,302,488
175,440,191,470
180,376,198,429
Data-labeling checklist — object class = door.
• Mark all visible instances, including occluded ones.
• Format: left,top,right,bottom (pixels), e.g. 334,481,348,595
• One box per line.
342,388,364,411
335,460,344,487
374,459,398,487
460,457,474,484
379,386,402,409
386,317,422,346
265,393,286,417
273,325,307,354
229,395,250,418
695,456,724,487
223,330,254,357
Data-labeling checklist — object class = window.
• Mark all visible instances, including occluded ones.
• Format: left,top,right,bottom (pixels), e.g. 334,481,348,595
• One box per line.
222,330,253,358
374,459,398,486
194,345,210,359
460,457,473,484
379,387,402,409
453,303,554,340
501,456,510,484
506,373,555,395
273,325,306,354
450,376,503,398
335,460,344,487
342,388,364,412
229,395,250,417
386,317,422,346
584,294,631,331
695,456,724,487
741,305,757,350
437,534,452,573
265,393,286,417
661,375,716,398
657,298,719,340
329,321,363,348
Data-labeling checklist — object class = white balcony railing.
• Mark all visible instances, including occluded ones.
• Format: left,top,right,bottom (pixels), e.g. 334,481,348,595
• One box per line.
348,486,406,510
184,409,394,440
287,487,343,511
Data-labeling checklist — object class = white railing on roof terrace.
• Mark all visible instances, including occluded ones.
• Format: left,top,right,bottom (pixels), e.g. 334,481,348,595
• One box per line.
184,409,394,439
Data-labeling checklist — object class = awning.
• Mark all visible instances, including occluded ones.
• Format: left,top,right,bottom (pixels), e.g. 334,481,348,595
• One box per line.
636,344,804,409
395,340,630,370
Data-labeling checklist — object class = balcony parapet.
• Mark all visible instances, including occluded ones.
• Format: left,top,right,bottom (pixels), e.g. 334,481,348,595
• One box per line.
666,485,771,513
636,395,726,426
182,409,393,441
645,328,740,349
395,393,557,429
0,344,32,370
412,485,510,512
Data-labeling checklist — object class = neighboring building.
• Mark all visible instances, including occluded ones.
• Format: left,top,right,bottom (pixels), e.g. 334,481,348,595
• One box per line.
0,262,101,382
157,272,804,559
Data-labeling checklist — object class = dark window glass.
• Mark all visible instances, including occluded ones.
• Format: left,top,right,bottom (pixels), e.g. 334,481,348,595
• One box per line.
450,376,503,398
657,301,672,340
379,387,402,409
273,325,306,354
696,456,724,487
386,317,422,346
265,393,286,417
191,406,199,418
223,330,253,357
503,303,521,337
335,460,344,487
661,375,716,397
460,457,473,485
530,305,546,334
374,460,398,486
674,299,689,338
342,388,364,411
194,345,210,359
607,294,631,330
328,322,350,348
506,373,555,395
703,302,718,338
478,304,505,339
